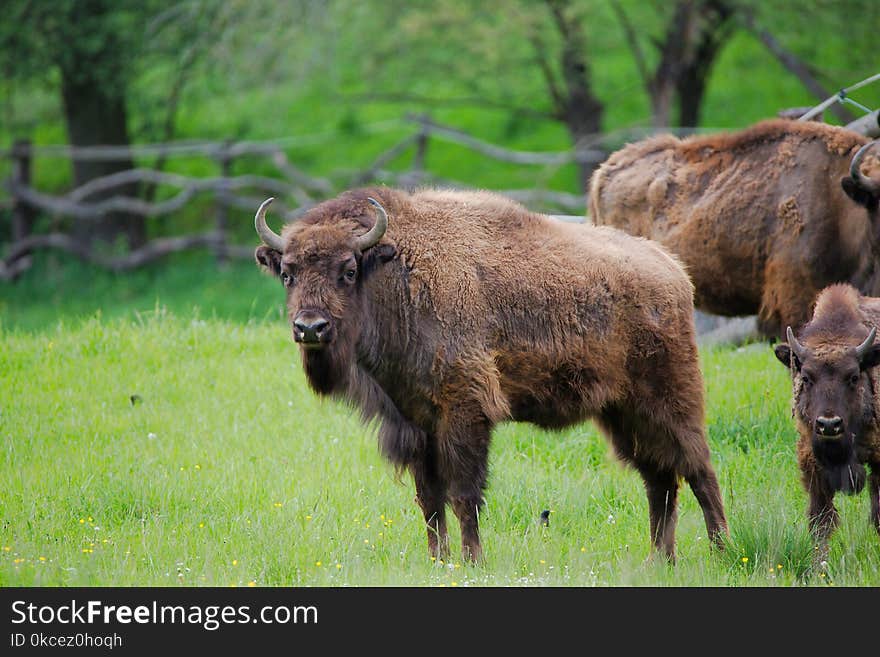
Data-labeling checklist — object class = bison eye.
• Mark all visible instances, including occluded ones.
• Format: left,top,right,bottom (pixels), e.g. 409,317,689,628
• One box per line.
849,373,860,385
281,271,293,287
801,374,812,387
344,268,356,282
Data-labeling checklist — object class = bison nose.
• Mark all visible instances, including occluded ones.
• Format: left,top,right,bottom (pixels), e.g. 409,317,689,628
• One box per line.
293,315,330,343
815,415,843,437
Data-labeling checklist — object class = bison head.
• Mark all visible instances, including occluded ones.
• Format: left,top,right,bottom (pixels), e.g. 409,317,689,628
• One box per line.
841,140,880,212
254,194,397,394
774,325,880,493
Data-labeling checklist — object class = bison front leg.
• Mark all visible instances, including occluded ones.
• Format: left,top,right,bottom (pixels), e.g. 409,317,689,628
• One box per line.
805,473,839,563
409,448,450,561
438,415,492,565
869,464,880,537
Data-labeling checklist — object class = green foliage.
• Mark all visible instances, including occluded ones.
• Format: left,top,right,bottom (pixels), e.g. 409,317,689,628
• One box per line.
0,0,163,91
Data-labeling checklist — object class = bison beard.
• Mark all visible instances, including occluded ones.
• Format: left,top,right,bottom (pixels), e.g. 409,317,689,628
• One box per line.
811,437,867,495
255,188,729,562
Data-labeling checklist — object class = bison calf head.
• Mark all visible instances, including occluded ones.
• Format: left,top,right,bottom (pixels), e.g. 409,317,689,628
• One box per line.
841,140,880,212
774,325,880,492
254,195,396,393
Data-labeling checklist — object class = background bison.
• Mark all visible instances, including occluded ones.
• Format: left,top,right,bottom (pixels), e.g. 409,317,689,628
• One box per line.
254,188,728,562
774,284,880,554
590,121,880,338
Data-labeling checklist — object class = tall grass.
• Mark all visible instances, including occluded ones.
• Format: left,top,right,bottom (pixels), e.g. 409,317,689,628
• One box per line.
2,308,878,586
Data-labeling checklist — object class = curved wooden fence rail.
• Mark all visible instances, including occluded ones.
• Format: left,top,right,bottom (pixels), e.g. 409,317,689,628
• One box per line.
0,114,605,281
4,108,875,281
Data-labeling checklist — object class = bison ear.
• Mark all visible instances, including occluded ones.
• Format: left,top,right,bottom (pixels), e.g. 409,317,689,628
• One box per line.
372,243,397,264
361,243,397,278
255,246,282,277
859,344,880,371
841,176,876,209
774,343,797,369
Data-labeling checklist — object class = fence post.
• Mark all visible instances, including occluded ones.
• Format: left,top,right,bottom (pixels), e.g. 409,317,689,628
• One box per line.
11,139,34,242
214,140,232,266
6,139,35,280
403,114,431,189
413,120,429,174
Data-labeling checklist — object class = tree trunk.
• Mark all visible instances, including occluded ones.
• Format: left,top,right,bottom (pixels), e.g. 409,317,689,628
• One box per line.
563,104,604,192
676,1,734,127
614,0,734,129
59,64,145,249
650,83,676,128
649,1,696,128
676,71,708,127
545,0,605,190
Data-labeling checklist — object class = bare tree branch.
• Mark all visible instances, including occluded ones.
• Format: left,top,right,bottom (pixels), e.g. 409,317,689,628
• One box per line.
741,10,855,123
0,231,253,280
350,133,422,186
405,114,605,165
527,31,565,112
609,0,651,90
9,173,304,219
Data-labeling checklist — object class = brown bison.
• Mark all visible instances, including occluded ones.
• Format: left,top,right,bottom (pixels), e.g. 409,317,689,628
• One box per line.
589,121,880,338
774,284,880,552
253,187,728,562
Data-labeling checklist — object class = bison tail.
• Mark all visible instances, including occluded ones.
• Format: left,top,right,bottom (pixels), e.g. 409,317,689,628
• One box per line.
587,163,606,225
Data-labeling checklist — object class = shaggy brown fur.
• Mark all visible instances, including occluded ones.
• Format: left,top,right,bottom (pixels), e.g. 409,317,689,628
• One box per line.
255,187,728,562
774,284,880,554
590,120,880,338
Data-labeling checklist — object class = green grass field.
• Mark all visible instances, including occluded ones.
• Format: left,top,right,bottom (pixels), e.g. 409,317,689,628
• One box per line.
2,259,879,587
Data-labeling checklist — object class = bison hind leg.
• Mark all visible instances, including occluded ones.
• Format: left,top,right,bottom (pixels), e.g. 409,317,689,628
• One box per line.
682,463,728,550
597,404,729,558
596,406,680,560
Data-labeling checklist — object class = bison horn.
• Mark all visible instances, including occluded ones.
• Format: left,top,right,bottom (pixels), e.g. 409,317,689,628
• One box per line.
850,141,880,194
354,197,388,251
855,326,877,360
786,326,809,363
255,197,285,252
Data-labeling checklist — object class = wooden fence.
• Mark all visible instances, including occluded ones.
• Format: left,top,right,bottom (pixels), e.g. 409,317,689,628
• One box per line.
1,114,627,281
5,107,875,282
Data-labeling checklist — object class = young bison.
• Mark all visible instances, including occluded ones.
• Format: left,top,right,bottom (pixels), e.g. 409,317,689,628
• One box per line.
774,284,880,551
254,188,728,562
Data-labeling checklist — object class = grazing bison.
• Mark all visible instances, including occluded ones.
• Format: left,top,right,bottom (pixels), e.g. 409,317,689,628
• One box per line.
774,284,880,552
253,187,728,562
590,121,880,338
